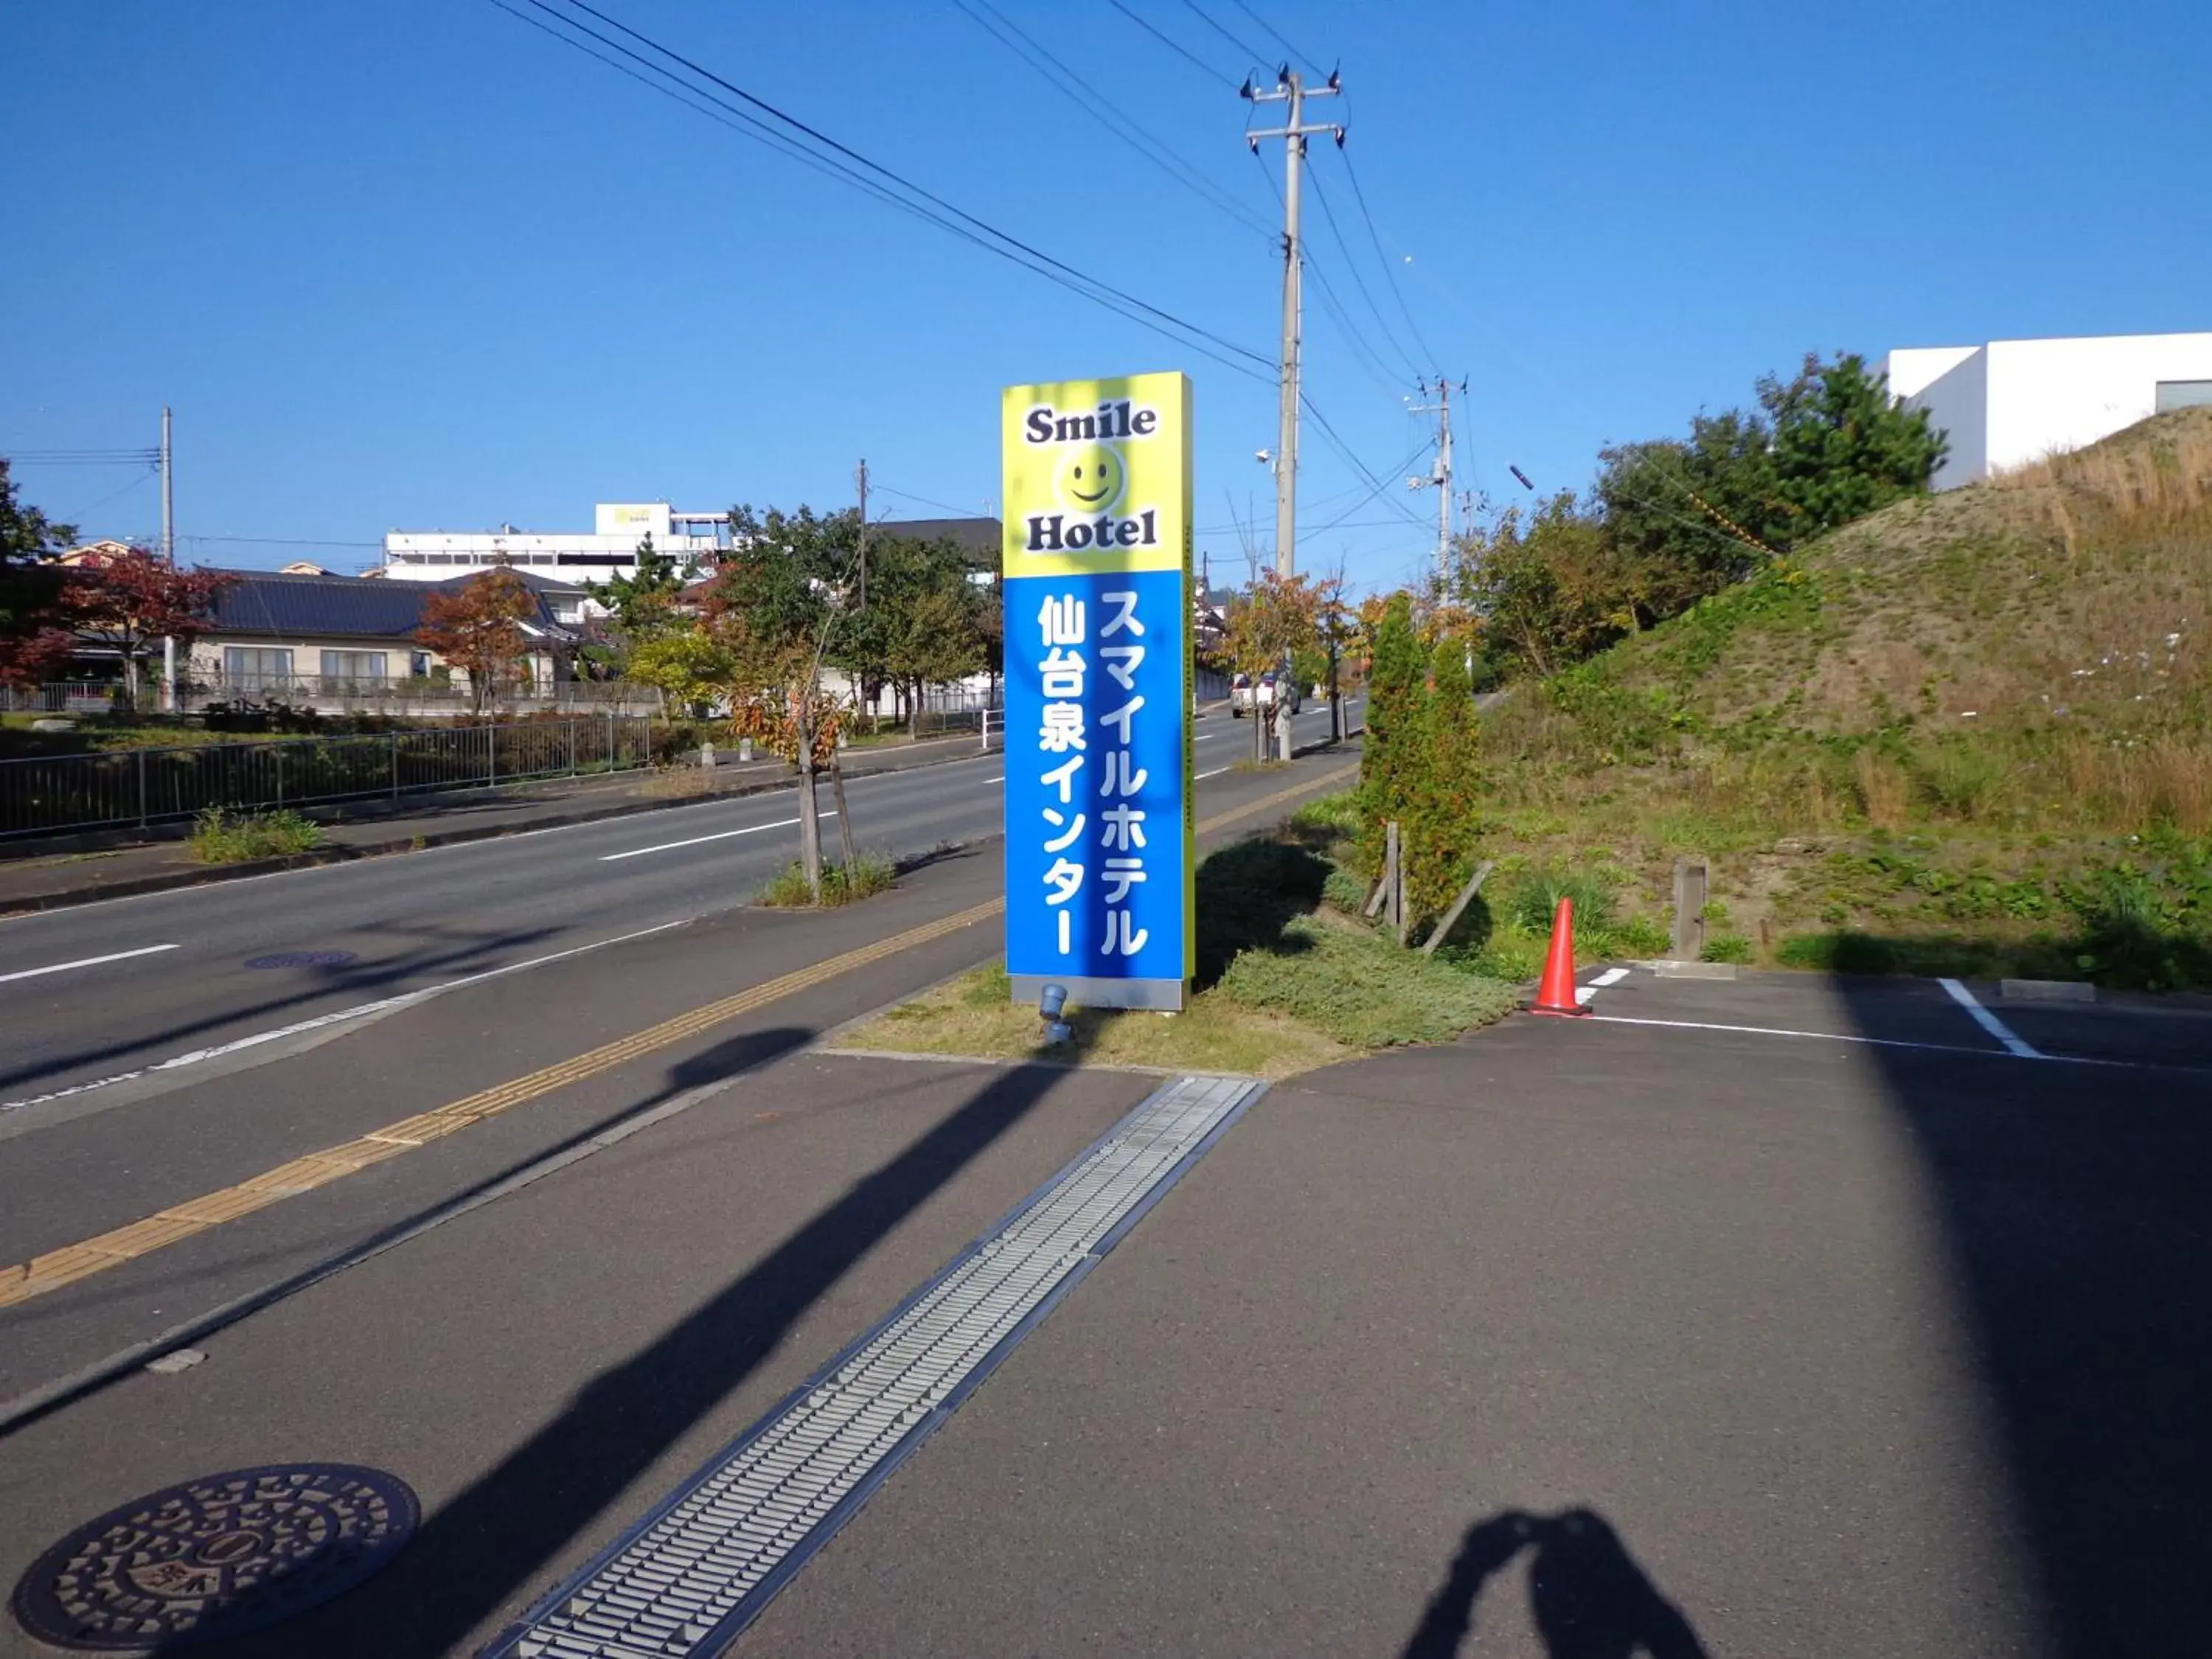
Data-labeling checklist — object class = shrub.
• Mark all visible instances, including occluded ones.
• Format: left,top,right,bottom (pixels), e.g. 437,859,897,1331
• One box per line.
1702,931,1754,964
759,853,895,907
187,807,324,863
1502,862,1616,936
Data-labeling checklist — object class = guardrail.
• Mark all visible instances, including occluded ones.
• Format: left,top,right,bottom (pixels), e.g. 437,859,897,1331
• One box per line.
0,714,656,840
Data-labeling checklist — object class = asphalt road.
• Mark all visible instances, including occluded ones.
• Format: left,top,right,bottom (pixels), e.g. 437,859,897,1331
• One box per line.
5,953,2205,1658
0,697,1360,1114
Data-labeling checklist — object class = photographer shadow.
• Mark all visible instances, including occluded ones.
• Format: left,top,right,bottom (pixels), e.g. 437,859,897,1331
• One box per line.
1402,1507,1708,1659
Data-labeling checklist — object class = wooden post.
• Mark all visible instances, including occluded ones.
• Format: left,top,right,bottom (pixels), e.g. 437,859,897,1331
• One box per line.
1385,820,1405,945
1422,859,1496,957
1672,859,1709,961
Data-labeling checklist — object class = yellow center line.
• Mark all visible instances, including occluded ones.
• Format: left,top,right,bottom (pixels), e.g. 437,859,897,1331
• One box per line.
0,761,1357,1310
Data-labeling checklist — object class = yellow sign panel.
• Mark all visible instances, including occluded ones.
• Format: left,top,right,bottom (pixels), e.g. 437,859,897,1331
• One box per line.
1000,372,1192,579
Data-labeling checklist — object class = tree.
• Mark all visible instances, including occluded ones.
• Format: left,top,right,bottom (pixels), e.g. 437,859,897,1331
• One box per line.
1224,568,1322,762
1462,493,1641,679
64,549,232,712
625,627,733,718
416,567,538,716
832,533,987,733
1355,593,1484,931
1760,351,1947,531
600,532,689,633
703,504,860,900
0,459,80,687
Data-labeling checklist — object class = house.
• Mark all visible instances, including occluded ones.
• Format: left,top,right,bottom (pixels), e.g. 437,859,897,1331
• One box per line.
189,567,585,700
1884,330,2212,490
380,501,731,591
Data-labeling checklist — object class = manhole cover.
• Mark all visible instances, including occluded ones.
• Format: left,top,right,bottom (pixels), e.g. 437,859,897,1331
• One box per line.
243,950,356,970
10,1463,418,1652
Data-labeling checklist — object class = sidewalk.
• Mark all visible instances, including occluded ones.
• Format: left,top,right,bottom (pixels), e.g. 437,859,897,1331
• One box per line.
0,729,1000,915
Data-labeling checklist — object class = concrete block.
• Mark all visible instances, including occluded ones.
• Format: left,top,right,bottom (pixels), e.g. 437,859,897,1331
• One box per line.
1650,960,1737,980
1999,978,2095,1004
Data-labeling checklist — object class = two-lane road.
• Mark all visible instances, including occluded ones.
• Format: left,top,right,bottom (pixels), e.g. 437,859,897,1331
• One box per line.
0,699,1360,1122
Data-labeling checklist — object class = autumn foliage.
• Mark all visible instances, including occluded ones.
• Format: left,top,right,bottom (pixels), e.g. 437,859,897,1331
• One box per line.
416,568,538,714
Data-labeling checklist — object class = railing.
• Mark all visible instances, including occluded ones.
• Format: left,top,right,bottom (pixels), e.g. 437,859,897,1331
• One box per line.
0,678,663,717
0,714,657,840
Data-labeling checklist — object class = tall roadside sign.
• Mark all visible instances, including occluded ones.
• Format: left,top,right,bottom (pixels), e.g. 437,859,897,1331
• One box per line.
1001,372,1196,1012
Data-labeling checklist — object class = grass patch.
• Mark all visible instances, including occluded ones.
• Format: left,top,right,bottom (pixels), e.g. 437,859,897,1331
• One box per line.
837,822,1519,1077
758,853,897,907
187,808,324,863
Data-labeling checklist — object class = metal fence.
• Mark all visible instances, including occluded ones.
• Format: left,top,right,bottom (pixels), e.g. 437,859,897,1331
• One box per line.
0,714,656,839
0,678,663,717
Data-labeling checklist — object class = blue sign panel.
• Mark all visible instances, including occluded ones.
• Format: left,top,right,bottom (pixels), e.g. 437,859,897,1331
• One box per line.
1001,372,1194,1011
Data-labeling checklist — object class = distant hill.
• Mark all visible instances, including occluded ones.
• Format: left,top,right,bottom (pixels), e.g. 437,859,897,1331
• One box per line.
1545,404,2212,744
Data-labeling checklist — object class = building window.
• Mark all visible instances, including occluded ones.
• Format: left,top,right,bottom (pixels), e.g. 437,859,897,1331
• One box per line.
321,650,389,685
224,647,294,689
2155,380,2212,413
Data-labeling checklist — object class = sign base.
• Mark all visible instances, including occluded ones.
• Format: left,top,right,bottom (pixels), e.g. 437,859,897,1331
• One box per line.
1010,973,1187,1013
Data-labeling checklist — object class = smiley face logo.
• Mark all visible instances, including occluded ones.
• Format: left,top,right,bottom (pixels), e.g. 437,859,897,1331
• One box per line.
1054,442,1128,518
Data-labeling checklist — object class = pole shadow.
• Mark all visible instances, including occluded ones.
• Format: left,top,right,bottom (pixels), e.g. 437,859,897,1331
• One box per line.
1402,1507,1708,1659
202,1036,1093,1657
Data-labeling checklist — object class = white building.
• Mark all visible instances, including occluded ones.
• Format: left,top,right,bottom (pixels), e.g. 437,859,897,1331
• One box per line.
1882,331,2212,490
380,501,731,587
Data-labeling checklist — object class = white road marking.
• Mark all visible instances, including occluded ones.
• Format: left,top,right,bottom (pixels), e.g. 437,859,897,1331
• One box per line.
1587,1012,2129,1066
599,811,837,863
1590,966,1631,987
1196,766,1232,781
1938,977,2045,1059
987,774,1003,782
0,944,177,984
0,918,695,1120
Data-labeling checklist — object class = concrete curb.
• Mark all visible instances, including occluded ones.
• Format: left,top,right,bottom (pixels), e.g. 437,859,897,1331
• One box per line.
0,746,999,919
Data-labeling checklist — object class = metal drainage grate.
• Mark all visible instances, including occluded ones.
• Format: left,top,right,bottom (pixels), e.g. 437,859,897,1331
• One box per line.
483,1073,1263,1659
244,951,358,970
10,1463,418,1652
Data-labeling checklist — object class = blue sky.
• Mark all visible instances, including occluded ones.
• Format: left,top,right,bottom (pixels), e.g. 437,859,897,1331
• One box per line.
5,0,2205,594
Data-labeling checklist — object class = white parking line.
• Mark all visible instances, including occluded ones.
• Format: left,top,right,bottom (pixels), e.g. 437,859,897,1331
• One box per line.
0,918,696,1122
599,812,837,863
1587,1012,2129,1065
1938,977,2045,1059
0,944,177,984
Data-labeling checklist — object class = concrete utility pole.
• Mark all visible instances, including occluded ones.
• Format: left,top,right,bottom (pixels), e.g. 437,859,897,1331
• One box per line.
160,406,176,712
1245,68,1342,577
1409,377,1465,588
159,406,174,566
854,458,869,611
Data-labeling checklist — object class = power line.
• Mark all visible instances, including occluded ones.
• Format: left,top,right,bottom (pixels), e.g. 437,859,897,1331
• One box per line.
490,0,1275,382
1311,438,1437,533
1180,0,1271,69
1228,0,1325,79
956,0,1274,243
1245,147,1402,396
1102,0,1234,87
1338,145,1439,369
1301,393,1432,530
874,484,991,520
1306,164,1419,378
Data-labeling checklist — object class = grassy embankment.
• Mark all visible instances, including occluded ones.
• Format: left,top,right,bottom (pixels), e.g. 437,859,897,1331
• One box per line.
1465,407,2212,989
838,799,1520,1079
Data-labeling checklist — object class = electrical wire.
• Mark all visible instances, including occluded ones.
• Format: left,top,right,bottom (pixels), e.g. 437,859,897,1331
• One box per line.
1179,0,1271,70
1310,437,1436,533
1244,147,1405,398
1228,0,1325,80
955,0,1275,243
1307,164,1419,378
874,484,989,520
518,0,1276,380
1338,145,1439,370
1102,0,1234,87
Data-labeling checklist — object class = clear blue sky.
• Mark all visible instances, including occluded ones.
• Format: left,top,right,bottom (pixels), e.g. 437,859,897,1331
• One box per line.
6,0,2205,594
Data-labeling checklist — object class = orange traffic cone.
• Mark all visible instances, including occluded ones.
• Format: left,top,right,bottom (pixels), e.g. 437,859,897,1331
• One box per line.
1528,895,1589,1018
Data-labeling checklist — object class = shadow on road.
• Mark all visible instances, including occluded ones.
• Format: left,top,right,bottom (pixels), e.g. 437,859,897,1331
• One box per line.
1837,978,2212,1658
1402,1506,1708,1659
0,919,565,1094
210,1028,1096,1658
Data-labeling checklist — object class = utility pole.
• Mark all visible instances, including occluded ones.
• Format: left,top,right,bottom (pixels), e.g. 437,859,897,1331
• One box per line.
1245,68,1342,578
854,458,868,611
1408,377,1465,589
159,406,174,566
160,406,176,712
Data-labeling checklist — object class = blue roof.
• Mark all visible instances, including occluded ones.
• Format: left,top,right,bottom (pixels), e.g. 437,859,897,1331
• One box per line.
206,570,574,641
